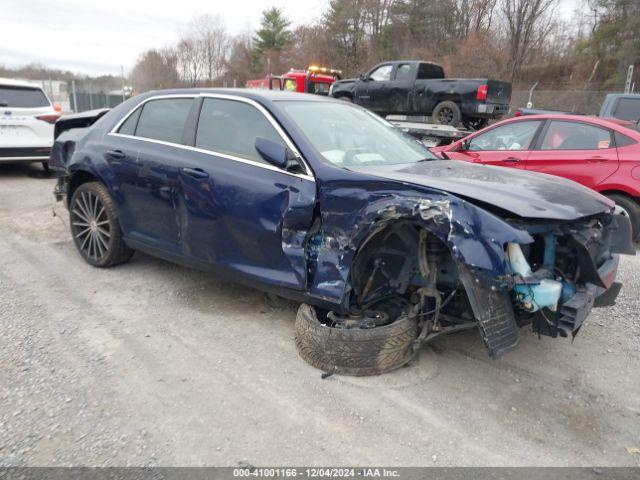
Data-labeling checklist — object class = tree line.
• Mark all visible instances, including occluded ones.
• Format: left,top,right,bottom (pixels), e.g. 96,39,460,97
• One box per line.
3,0,637,94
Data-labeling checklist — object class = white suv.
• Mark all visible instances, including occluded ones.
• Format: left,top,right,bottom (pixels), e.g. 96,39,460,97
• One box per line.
0,78,60,170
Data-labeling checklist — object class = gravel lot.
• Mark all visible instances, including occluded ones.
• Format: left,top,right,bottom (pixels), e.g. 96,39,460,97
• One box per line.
1,162,639,467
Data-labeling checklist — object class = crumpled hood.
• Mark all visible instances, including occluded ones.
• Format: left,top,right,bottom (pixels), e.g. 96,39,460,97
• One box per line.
349,160,613,220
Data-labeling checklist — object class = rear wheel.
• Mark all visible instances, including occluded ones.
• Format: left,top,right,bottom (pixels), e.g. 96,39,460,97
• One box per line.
605,193,640,241
432,101,462,127
69,182,134,267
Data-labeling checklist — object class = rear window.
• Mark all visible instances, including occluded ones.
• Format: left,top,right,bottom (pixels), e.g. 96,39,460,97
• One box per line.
395,64,413,81
614,131,637,147
417,63,444,80
613,97,640,122
134,98,193,144
540,121,612,150
0,86,50,108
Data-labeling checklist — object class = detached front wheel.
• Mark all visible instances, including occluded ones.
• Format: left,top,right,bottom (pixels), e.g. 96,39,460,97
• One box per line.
294,304,418,376
69,182,134,267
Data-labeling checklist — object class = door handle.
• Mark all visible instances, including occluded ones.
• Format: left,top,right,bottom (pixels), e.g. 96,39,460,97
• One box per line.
181,167,209,179
587,156,606,163
106,149,125,159
503,157,521,163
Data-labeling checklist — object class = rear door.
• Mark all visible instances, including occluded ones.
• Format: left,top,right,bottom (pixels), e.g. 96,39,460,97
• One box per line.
447,120,542,168
0,85,54,155
525,120,619,188
108,96,195,253
178,95,316,289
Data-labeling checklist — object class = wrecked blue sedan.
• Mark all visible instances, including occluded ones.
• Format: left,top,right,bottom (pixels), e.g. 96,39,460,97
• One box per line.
50,90,634,376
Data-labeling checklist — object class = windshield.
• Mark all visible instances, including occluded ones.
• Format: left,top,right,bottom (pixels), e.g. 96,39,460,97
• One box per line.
279,101,436,166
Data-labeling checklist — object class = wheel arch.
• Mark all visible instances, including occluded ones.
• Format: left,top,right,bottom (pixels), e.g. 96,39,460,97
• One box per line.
597,187,640,202
67,169,103,207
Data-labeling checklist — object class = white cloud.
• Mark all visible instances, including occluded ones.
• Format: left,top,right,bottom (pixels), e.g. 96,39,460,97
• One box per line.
0,0,327,75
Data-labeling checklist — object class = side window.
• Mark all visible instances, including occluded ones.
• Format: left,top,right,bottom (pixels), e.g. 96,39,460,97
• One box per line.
417,63,445,80
369,65,393,82
540,121,612,150
195,98,286,164
135,98,193,144
117,106,142,135
395,64,412,81
614,131,637,147
468,121,541,151
613,98,640,122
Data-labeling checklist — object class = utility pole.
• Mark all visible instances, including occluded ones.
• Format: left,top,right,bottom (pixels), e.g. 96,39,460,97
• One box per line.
71,80,78,112
625,65,634,94
120,65,126,102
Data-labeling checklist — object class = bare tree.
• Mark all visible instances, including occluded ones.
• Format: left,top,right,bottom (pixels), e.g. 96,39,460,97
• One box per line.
190,14,230,85
455,0,497,38
176,37,203,86
130,48,179,92
501,0,559,81
323,0,370,75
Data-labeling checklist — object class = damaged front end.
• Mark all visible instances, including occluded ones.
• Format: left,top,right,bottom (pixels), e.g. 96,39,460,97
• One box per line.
308,185,634,359
504,211,634,339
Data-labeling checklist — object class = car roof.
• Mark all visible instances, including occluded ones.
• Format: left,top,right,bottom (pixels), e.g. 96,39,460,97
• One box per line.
502,113,640,133
0,77,45,89
139,88,335,103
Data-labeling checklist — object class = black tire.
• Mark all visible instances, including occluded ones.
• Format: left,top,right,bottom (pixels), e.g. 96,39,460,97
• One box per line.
462,117,489,131
605,193,640,241
69,182,134,267
294,304,418,376
432,101,462,127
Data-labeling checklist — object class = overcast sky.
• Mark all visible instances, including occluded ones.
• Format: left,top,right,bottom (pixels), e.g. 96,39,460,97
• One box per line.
1,0,580,77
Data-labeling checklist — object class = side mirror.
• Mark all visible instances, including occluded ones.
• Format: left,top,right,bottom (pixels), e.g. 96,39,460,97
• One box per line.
359,73,368,82
53,102,62,112
459,139,471,151
255,137,296,170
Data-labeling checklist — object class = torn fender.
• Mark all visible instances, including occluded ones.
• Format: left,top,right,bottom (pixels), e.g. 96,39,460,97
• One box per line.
307,185,532,308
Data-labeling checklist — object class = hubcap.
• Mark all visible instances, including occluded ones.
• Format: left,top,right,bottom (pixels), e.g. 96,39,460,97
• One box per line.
72,191,111,260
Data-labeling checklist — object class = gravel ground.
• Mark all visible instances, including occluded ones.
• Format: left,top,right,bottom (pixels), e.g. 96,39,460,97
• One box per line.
1,162,639,467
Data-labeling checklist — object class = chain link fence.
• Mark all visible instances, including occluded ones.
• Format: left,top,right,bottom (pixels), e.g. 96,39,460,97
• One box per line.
69,91,126,112
510,90,615,115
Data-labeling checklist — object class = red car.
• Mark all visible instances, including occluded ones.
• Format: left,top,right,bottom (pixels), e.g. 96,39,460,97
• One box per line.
431,114,640,239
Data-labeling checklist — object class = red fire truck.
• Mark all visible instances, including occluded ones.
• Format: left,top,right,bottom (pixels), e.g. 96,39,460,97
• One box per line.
246,66,342,95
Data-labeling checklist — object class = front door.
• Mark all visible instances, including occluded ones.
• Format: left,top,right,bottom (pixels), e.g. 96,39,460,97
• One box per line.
355,64,393,111
448,120,543,168
179,96,316,290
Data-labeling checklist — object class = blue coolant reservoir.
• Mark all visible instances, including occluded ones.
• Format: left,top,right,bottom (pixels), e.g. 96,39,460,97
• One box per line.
514,279,563,312
508,243,562,312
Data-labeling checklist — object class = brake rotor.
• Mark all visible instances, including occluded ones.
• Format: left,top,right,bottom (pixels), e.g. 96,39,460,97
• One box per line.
327,309,390,329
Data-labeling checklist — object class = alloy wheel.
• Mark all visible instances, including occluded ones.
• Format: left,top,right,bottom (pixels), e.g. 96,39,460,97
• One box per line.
439,108,454,125
71,191,111,260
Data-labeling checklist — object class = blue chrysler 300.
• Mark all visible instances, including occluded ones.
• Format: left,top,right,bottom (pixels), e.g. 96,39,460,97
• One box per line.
50,89,634,376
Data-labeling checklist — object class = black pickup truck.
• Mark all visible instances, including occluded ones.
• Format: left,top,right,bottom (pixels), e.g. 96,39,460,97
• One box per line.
329,60,511,129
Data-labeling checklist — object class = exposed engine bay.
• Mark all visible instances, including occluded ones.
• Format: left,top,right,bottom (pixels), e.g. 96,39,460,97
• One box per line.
318,210,634,358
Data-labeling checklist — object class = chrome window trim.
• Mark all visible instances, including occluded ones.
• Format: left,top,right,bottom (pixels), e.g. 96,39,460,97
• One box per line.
108,93,314,181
